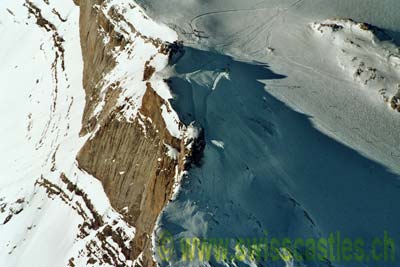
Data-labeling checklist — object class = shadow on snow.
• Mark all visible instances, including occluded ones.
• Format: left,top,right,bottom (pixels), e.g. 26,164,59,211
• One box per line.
158,47,400,267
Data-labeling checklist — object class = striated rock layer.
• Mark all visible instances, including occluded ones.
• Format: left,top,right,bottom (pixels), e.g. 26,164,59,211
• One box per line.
73,0,204,265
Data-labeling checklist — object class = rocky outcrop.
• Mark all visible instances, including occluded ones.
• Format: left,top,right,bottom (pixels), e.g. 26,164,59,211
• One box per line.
34,173,135,267
73,0,204,266
391,89,400,112
75,0,121,135
311,18,400,112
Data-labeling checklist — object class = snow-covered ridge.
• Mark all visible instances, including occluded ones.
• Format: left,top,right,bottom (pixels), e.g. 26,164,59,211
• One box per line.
311,18,400,112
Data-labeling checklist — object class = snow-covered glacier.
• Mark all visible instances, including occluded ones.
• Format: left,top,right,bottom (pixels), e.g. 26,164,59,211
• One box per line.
0,0,399,267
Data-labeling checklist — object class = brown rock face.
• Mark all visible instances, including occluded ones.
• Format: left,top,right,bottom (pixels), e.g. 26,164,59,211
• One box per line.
77,84,184,265
76,0,170,136
74,1,204,266
76,0,120,135
391,90,400,112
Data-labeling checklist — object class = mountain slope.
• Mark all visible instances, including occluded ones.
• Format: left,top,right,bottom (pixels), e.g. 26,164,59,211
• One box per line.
0,0,201,266
155,46,400,267
0,1,136,266
0,0,399,267
134,1,400,266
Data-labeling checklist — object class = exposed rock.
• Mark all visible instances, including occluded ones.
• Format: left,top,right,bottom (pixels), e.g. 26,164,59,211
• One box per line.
75,1,204,266
35,174,134,266
390,89,400,112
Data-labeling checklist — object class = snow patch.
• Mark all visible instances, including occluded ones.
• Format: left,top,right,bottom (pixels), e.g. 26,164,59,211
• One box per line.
164,143,179,160
211,140,225,149
161,104,181,138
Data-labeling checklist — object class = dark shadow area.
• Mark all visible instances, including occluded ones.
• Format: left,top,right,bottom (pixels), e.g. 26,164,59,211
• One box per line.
384,28,400,46
157,46,400,267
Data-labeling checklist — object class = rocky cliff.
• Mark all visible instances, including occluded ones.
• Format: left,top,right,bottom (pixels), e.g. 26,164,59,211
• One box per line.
0,0,203,266
73,0,204,266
